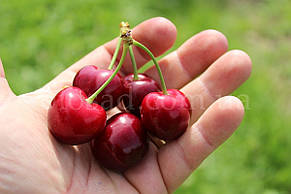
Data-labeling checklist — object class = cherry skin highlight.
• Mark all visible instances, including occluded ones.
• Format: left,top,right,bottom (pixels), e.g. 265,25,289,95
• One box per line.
91,113,148,172
121,73,161,117
140,89,191,141
73,65,124,110
48,87,106,145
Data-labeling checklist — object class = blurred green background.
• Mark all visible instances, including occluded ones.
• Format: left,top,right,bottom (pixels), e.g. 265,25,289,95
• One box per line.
0,0,290,193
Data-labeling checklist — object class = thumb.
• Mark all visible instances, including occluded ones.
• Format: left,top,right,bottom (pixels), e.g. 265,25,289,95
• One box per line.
0,58,14,100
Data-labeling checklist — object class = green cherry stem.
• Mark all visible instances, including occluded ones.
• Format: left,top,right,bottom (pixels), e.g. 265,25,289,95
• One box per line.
137,63,152,73
86,43,128,104
108,38,122,70
128,45,139,80
133,40,168,95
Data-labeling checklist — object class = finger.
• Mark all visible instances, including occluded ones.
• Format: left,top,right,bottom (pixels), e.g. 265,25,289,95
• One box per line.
45,17,176,93
0,58,5,78
145,30,228,89
124,143,168,194
182,50,252,124
0,58,14,101
158,96,245,192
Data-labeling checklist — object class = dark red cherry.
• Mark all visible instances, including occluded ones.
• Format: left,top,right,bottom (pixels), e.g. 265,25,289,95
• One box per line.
91,113,148,172
48,87,106,145
73,65,124,110
140,89,191,141
121,73,160,117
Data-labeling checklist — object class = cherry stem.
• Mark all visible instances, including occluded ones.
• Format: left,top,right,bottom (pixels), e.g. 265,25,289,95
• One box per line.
86,43,129,104
133,40,168,95
128,46,139,80
137,63,151,74
108,38,122,70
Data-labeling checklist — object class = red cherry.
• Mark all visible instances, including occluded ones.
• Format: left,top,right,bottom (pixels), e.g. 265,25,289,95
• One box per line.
73,65,124,110
48,87,106,145
91,113,148,172
140,89,191,141
121,73,161,117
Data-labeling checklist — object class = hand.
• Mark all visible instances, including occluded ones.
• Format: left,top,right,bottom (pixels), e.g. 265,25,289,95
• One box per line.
0,17,251,194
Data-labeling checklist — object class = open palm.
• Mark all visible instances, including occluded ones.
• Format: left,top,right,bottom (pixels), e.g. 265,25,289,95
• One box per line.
0,17,252,194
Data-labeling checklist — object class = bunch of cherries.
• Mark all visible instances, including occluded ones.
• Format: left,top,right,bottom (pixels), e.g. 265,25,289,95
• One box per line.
48,22,191,172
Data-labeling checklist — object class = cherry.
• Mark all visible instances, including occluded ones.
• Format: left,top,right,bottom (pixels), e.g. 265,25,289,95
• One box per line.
73,65,124,110
140,89,191,141
91,113,148,172
121,73,161,117
48,87,106,145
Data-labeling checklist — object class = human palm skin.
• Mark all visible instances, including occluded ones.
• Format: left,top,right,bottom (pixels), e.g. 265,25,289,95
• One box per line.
0,18,252,194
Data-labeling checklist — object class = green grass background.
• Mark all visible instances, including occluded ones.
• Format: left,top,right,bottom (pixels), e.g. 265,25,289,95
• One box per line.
0,0,290,193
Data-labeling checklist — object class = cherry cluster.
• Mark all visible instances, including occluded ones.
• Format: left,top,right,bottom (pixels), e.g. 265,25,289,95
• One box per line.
48,22,191,172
